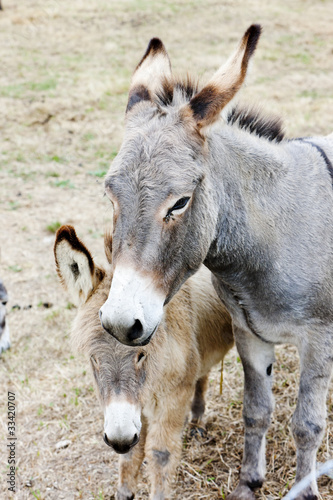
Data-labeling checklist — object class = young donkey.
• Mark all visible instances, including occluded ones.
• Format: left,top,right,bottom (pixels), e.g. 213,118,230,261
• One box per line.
54,225,234,499
99,25,333,499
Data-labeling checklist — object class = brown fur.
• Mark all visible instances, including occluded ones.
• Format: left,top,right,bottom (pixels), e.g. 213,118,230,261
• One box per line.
54,225,105,303
57,228,234,500
189,24,262,128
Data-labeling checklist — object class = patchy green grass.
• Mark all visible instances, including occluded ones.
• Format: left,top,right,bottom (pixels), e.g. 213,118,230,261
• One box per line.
290,52,312,65
0,79,57,98
8,265,22,272
88,169,107,178
50,179,75,189
9,201,20,210
49,155,67,164
46,221,62,233
45,171,60,178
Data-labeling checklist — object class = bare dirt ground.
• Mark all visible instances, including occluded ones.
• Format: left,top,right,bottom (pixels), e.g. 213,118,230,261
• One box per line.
0,1,333,499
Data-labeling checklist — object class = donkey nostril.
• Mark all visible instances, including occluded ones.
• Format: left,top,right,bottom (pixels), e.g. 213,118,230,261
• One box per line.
128,319,143,341
132,433,139,447
103,433,112,448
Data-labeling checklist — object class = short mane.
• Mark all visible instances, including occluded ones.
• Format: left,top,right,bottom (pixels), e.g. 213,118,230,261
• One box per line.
227,105,285,142
155,75,200,107
154,77,284,143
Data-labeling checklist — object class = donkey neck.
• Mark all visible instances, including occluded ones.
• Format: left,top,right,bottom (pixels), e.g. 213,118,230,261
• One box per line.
203,125,333,332
206,126,288,271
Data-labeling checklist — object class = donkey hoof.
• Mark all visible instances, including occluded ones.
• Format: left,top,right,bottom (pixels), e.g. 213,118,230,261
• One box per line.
227,484,256,500
189,425,206,438
295,493,318,500
116,486,135,500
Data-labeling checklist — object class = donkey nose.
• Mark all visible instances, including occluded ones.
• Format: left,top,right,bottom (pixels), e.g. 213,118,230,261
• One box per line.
99,308,144,344
103,432,139,454
127,319,143,341
99,308,113,335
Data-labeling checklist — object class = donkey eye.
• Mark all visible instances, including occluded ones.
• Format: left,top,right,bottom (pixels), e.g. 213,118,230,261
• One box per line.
164,196,191,223
165,197,191,218
171,197,190,212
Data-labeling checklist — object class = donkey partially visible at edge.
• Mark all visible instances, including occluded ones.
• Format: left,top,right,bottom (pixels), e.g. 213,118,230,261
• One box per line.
54,225,234,500
0,279,10,354
99,25,333,499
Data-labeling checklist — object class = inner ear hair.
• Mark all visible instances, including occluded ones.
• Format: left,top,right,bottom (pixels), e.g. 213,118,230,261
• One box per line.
54,225,105,297
54,225,95,281
126,37,172,113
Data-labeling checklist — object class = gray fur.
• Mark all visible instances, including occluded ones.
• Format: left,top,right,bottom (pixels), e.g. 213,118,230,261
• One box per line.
0,279,10,354
153,449,170,467
104,45,333,499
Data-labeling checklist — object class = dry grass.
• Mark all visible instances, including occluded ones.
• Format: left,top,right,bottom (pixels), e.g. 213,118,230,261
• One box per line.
0,0,332,499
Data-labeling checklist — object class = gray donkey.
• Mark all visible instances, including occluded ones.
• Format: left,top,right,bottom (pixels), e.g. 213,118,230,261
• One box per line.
0,279,10,354
99,25,333,499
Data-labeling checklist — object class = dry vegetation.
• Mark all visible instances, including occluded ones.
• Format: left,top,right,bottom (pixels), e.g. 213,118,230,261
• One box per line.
1,0,333,499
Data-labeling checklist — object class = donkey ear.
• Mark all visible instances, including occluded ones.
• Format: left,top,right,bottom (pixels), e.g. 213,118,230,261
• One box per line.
186,25,262,129
54,225,105,305
126,38,172,113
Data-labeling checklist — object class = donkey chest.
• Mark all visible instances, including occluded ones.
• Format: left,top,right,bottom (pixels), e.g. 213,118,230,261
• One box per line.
211,274,307,344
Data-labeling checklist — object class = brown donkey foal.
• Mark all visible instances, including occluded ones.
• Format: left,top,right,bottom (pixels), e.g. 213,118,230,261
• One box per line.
54,225,234,500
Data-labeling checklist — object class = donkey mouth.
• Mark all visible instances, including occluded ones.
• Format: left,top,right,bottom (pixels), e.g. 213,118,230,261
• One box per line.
103,432,140,454
135,324,158,346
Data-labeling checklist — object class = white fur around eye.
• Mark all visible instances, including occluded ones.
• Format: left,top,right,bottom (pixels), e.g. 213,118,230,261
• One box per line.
165,196,191,220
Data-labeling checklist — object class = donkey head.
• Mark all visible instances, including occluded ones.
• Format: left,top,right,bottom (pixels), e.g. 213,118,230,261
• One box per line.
54,226,159,454
101,25,261,346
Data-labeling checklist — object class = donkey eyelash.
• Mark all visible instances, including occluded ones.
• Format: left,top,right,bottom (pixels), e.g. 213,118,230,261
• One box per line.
166,197,191,217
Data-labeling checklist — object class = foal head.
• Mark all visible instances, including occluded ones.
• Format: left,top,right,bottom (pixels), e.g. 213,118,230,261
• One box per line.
54,226,161,454
101,25,262,346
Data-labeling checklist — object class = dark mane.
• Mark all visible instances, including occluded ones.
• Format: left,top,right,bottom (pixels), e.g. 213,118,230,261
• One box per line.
227,105,285,142
155,77,285,143
155,75,200,107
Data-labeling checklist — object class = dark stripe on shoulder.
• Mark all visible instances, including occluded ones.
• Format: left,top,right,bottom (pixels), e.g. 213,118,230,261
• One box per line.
293,138,333,185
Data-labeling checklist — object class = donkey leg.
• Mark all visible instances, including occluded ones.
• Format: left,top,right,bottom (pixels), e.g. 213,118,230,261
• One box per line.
0,324,11,354
117,416,148,500
145,386,193,500
290,336,333,500
228,328,275,500
191,374,209,424
190,374,209,437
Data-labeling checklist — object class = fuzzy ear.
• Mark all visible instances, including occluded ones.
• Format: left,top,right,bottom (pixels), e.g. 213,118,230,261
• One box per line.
54,225,105,305
126,38,172,113
104,230,113,265
185,24,262,129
